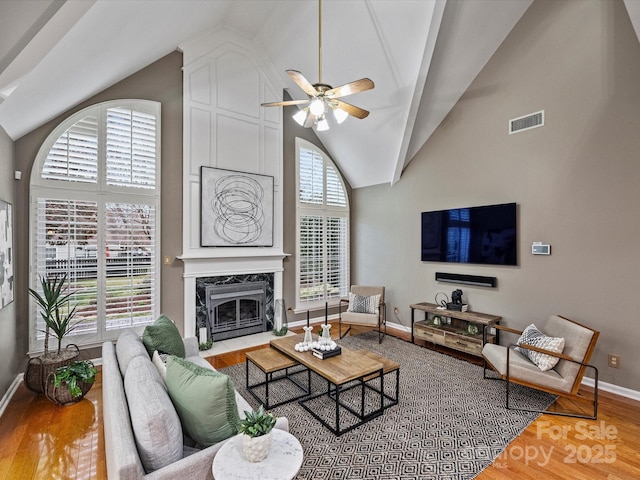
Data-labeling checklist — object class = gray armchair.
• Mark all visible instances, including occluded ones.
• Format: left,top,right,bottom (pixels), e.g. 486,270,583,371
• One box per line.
482,314,599,419
339,285,386,343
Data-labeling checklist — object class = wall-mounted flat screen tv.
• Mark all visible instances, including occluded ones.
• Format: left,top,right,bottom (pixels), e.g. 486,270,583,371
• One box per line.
421,202,517,266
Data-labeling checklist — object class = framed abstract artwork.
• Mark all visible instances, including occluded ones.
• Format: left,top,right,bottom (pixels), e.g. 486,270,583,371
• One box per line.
0,199,13,309
200,167,274,247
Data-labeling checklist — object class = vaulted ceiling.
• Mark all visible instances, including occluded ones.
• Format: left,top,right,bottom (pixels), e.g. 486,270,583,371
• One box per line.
1,0,639,188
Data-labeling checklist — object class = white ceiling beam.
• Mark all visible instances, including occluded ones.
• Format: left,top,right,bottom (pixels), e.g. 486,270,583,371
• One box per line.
390,0,446,186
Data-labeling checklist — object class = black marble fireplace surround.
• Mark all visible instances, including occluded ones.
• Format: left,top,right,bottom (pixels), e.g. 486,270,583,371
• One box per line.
196,273,274,341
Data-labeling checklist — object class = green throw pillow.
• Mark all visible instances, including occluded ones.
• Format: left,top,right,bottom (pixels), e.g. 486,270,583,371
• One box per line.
165,356,241,447
142,315,185,358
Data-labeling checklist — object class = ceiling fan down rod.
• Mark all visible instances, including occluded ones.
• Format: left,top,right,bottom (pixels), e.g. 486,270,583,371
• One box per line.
318,0,322,85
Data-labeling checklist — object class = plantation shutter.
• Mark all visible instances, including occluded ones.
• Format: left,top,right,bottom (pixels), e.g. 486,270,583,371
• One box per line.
296,138,349,308
104,203,156,330
42,115,98,184
326,165,346,207
299,215,324,303
30,101,160,352
34,198,99,338
299,147,324,205
106,108,156,189
326,216,349,300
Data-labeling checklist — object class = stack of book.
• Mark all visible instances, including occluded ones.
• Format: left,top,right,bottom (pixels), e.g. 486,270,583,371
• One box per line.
312,346,342,359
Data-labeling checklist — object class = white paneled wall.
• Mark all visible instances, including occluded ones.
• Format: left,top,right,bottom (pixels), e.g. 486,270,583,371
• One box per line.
179,29,286,336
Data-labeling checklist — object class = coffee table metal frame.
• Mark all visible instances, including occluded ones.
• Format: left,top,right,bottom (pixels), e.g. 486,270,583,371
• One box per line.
245,348,311,409
270,335,388,436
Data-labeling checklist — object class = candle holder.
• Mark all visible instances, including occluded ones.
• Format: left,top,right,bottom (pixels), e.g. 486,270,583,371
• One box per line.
319,324,332,345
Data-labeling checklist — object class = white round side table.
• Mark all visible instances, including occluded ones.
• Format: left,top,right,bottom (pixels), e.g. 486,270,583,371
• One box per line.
212,429,303,480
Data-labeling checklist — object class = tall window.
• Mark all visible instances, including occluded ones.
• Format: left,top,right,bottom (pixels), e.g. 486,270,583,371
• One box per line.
295,138,349,309
29,100,161,351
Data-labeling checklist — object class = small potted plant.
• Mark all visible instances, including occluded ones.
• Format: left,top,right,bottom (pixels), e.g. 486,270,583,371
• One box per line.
45,360,98,406
238,405,277,462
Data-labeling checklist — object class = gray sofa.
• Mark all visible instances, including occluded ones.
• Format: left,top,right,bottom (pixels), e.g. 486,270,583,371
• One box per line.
102,330,289,479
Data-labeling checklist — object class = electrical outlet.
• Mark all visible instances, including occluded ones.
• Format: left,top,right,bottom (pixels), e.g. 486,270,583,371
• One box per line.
608,354,620,368
393,306,399,314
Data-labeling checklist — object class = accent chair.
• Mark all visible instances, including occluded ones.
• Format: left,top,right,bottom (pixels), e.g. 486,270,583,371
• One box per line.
339,285,386,343
482,314,599,419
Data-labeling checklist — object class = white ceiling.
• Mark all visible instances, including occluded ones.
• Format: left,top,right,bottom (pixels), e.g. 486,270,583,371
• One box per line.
2,0,639,188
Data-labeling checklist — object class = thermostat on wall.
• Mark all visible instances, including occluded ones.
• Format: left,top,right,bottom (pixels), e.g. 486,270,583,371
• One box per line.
531,242,551,255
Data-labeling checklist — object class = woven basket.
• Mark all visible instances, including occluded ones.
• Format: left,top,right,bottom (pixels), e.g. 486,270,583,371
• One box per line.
25,344,80,395
44,360,95,406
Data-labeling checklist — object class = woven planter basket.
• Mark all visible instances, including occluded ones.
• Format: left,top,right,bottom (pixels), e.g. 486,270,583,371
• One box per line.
44,360,95,406
25,344,80,395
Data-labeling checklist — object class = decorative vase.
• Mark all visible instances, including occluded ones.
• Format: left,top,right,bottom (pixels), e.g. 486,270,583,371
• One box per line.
273,299,288,336
241,432,272,462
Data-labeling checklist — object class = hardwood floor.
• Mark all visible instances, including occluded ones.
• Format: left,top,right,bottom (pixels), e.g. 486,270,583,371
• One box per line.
1,325,638,479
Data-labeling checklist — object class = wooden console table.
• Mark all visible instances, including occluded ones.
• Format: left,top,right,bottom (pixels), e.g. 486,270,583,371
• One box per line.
410,302,501,357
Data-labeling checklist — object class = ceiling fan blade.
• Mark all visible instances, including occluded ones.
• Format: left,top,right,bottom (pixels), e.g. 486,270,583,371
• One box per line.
334,99,370,119
261,99,310,107
325,78,374,99
287,70,319,97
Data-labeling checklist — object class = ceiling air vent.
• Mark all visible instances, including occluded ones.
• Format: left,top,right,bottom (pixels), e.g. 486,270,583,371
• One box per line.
509,110,544,134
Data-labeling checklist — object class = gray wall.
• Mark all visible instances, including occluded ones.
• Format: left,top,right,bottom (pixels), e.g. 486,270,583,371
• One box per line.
0,126,17,396
352,0,640,391
13,51,184,364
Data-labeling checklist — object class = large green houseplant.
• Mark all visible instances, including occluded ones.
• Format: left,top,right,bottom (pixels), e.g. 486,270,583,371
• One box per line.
25,274,81,394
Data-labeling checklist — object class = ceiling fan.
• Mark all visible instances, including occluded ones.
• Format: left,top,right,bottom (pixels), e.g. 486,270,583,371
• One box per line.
261,0,374,131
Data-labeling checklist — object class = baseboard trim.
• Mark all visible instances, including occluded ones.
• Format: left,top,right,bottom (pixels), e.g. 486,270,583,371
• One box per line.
0,374,24,419
582,376,640,402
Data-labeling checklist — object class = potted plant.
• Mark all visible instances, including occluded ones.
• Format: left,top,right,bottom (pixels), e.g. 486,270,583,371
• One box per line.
25,274,81,394
45,360,97,406
238,405,277,462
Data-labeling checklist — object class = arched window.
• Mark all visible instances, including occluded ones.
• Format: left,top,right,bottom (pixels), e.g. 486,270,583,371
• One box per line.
29,100,161,351
295,138,349,309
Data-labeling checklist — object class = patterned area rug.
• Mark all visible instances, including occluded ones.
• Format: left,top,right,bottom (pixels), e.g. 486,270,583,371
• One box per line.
221,332,554,480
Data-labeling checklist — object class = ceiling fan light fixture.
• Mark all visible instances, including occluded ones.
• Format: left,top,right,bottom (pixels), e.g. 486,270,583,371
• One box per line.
293,109,308,126
309,97,326,117
333,106,348,124
316,116,329,131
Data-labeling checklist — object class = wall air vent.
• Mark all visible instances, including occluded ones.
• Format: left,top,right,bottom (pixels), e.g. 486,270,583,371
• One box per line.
509,110,544,134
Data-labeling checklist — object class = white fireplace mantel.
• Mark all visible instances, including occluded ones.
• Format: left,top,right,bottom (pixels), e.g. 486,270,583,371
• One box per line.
179,251,289,337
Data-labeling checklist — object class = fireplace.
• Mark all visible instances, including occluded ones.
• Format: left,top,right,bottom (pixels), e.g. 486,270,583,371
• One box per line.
206,282,266,341
195,273,274,342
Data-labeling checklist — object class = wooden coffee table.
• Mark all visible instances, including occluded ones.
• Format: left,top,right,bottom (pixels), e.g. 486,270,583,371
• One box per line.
270,334,387,436
245,347,310,409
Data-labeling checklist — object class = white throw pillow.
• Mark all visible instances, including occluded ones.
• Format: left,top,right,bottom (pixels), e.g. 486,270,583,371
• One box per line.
347,293,381,315
516,324,565,371
152,350,167,382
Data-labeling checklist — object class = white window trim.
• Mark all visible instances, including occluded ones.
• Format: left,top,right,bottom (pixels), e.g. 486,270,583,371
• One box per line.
28,100,161,354
294,137,350,312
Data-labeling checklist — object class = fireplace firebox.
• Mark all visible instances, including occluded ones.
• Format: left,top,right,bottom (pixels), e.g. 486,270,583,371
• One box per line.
205,281,267,341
